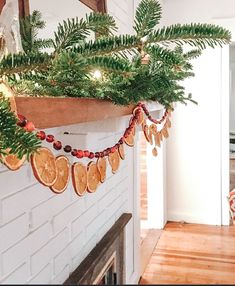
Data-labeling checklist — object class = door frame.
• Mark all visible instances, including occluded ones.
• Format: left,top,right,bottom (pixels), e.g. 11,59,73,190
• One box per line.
212,18,235,225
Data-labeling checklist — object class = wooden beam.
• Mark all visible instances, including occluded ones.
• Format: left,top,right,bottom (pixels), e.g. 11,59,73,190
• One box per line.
0,0,6,15
18,0,30,18
80,0,107,13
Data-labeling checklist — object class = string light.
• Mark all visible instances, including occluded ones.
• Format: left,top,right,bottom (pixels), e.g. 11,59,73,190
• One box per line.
92,70,102,80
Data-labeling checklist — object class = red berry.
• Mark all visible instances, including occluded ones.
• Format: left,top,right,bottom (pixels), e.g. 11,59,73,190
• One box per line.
84,150,90,157
76,150,84,159
64,145,72,153
46,134,54,143
95,152,100,158
111,147,116,153
71,149,78,156
118,139,123,144
36,131,46,140
100,152,104,158
17,114,27,127
24,121,35,132
53,141,62,150
88,152,95,159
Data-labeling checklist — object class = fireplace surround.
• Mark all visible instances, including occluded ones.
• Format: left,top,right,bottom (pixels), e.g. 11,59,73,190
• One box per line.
64,213,132,285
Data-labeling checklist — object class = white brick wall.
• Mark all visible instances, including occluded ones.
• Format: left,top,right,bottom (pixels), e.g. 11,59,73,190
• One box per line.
0,1,140,284
0,115,140,284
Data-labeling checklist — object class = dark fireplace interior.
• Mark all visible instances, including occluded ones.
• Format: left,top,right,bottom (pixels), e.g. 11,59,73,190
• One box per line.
64,213,132,285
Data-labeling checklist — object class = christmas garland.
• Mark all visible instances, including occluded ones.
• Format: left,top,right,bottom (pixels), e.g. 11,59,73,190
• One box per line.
0,0,231,108
1,100,171,195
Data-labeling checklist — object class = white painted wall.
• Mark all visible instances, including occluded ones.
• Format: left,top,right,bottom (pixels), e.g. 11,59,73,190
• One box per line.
0,1,141,284
163,0,235,225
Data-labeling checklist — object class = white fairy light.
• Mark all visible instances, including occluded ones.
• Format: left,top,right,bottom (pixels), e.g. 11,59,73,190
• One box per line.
92,70,102,80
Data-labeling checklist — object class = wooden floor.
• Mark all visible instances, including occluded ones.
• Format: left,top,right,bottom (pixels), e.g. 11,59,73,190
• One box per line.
140,222,235,284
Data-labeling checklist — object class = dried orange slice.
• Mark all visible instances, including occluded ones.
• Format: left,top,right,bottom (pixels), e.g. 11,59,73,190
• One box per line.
143,125,150,143
142,119,147,132
87,162,101,193
50,156,70,194
133,107,144,125
97,157,107,183
1,150,26,171
118,144,125,160
166,118,172,128
161,126,169,138
152,147,158,157
149,124,157,135
148,130,153,145
124,134,135,147
154,132,161,147
31,147,57,186
72,162,87,196
108,150,120,174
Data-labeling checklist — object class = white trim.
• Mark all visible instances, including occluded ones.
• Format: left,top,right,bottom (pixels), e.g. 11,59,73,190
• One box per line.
212,18,235,225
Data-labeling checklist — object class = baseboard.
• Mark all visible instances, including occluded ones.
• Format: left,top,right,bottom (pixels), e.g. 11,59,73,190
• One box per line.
167,211,221,225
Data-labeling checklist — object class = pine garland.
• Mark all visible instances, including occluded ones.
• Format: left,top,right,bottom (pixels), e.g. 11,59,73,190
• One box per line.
0,96,41,160
0,0,231,109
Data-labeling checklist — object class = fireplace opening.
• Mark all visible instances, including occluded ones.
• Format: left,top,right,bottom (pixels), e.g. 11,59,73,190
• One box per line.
64,213,131,285
94,252,117,285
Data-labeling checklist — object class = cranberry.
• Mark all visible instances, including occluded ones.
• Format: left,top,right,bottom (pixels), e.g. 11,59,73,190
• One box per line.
17,114,27,127
95,152,100,158
76,150,84,159
71,149,78,156
115,143,120,149
88,152,95,159
36,131,46,140
64,145,72,153
46,134,54,143
118,139,123,144
100,152,104,158
111,147,116,153
53,141,62,150
84,150,90,157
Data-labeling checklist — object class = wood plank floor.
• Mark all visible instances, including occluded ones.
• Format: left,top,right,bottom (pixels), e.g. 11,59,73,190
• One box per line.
140,222,235,284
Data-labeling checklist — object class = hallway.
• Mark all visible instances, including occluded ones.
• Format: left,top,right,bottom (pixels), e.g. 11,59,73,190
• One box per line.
140,222,235,284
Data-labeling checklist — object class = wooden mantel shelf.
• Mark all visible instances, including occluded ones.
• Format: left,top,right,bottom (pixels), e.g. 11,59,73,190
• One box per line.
14,97,164,129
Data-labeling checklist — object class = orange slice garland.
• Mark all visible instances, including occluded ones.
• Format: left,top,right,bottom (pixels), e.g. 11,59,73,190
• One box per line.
50,156,70,194
97,157,107,183
87,162,101,193
108,150,120,174
118,144,125,160
72,162,87,196
31,147,57,186
143,124,150,143
1,149,26,171
124,134,135,147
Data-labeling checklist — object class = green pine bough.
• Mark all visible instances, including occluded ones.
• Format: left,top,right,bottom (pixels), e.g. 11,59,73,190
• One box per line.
0,96,41,160
1,0,231,107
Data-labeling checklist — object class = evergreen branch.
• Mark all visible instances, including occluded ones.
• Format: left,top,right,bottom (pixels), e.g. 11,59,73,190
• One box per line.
134,0,162,37
72,34,139,56
0,96,41,159
183,49,202,60
148,23,231,48
20,10,51,53
53,18,90,52
146,45,183,65
0,53,52,76
86,12,118,37
86,56,133,73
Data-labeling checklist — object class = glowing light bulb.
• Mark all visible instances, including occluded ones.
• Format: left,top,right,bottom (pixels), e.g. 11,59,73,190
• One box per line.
92,70,102,80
